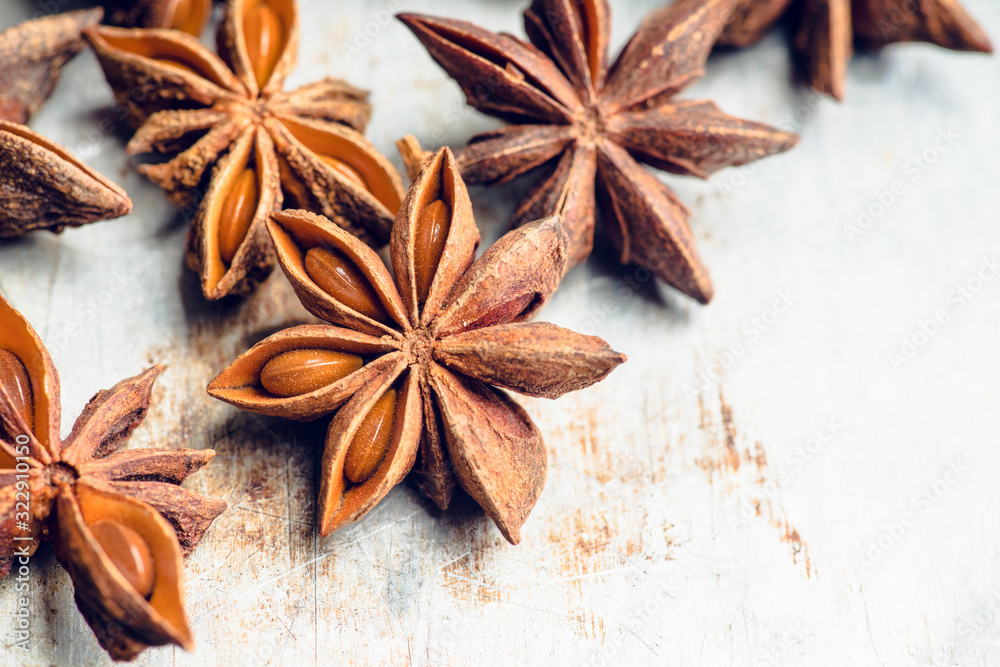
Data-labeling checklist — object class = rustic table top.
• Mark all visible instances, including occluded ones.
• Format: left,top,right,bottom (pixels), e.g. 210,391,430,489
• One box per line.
2,0,998,665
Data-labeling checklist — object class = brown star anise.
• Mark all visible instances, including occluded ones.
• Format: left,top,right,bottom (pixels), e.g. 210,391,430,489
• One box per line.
208,138,625,544
85,0,405,299
399,0,799,305
0,8,133,238
0,8,101,125
104,0,213,36
0,293,226,661
719,0,993,100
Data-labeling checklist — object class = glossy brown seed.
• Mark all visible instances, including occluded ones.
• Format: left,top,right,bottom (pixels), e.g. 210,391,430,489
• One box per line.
413,199,451,304
169,0,205,35
0,348,33,432
244,0,284,88
343,389,396,484
218,167,259,264
304,247,389,323
260,348,363,397
90,519,156,599
319,154,367,192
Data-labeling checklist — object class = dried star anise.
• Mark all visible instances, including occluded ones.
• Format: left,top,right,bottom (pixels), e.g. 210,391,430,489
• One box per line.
0,8,100,124
0,293,226,660
398,0,798,305
104,0,213,36
85,0,404,299
719,0,993,100
0,120,134,238
0,8,133,238
209,138,625,544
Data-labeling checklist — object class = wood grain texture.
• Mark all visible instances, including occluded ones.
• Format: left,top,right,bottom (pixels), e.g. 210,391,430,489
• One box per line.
1,0,998,664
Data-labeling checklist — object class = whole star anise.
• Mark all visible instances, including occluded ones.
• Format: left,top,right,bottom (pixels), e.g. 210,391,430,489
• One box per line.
399,0,799,305
0,293,226,661
0,9,133,238
208,138,625,544
104,0,213,36
719,0,993,100
85,0,405,299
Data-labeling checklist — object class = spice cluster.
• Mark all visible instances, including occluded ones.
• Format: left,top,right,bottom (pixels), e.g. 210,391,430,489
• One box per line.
0,0,991,660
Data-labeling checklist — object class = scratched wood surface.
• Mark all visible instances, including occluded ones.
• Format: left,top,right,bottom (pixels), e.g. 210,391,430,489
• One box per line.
2,0,999,664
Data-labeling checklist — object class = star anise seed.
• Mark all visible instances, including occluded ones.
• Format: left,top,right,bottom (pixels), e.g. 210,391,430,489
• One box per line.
399,0,799,305
209,137,626,544
0,293,226,661
104,0,213,36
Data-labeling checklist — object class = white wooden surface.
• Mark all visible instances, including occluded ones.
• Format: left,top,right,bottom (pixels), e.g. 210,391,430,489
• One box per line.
2,0,999,664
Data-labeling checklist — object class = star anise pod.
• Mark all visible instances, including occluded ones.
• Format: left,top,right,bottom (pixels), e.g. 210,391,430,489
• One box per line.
104,0,213,36
398,0,798,305
85,0,405,299
0,8,133,238
0,293,226,660
0,120,134,238
0,8,103,125
208,138,625,544
719,0,993,100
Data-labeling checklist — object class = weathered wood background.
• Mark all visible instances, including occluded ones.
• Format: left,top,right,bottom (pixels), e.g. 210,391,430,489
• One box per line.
2,0,999,664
